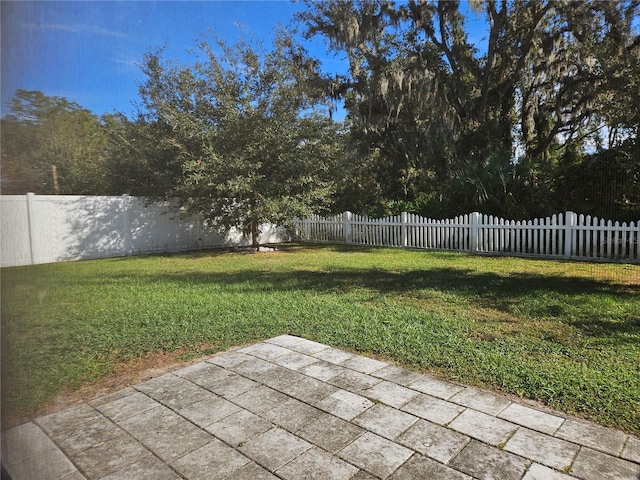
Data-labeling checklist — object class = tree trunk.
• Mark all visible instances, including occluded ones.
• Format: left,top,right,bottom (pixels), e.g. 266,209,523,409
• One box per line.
251,218,259,249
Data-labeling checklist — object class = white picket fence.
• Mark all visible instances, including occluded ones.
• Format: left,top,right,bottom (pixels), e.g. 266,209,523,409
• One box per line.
295,211,640,263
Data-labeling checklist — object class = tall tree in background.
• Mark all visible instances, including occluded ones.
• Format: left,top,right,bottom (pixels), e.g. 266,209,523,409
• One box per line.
1,90,110,194
137,32,344,247
299,0,640,217
2,3,637,221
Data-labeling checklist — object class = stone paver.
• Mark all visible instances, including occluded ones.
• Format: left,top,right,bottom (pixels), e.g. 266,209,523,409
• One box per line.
229,462,279,480
504,428,579,470
498,402,565,435
238,342,291,360
556,418,628,456
338,432,414,478
397,419,470,464
228,356,281,381
87,386,137,409
448,408,519,446
371,365,423,386
276,446,359,480
205,408,273,446
135,373,212,410
93,391,160,423
231,384,290,414
297,413,366,453
274,372,338,404
315,389,374,421
205,372,259,399
401,392,465,425
570,447,640,480
177,394,242,428
35,404,102,434
312,346,356,364
622,435,640,463
256,365,306,391
361,380,420,408
239,427,312,471
1,423,81,480
298,360,348,381
449,440,531,480
449,386,512,415
263,398,323,432
118,405,212,462
408,374,465,399
174,361,232,389
170,438,250,480
389,454,472,480
266,334,329,355
71,433,151,479
206,350,251,368
353,470,378,480
98,455,180,480
42,415,124,457
274,351,319,370
522,463,576,480
352,403,418,440
329,369,382,393
339,354,388,374
3,335,639,480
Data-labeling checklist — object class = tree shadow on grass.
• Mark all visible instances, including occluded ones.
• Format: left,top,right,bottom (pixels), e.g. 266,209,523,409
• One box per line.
103,262,640,344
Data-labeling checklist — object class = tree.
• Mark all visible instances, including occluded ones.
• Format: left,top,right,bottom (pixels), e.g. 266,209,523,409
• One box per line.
1,90,110,194
299,0,640,218
101,113,183,197
552,142,640,222
300,0,457,208
137,32,343,247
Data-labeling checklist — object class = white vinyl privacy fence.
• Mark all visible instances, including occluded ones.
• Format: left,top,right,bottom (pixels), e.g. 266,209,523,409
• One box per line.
296,211,640,263
1,194,286,267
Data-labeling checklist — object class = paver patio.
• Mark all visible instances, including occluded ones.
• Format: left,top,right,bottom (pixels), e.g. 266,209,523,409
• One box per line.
2,335,639,480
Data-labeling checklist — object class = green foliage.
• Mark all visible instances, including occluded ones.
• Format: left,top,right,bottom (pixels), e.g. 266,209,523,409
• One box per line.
447,152,548,218
2,2,637,222
299,0,640,219
101,113,184,197
2,246,639,434
137,32,344,245
553,142,640,222
1,90,111,194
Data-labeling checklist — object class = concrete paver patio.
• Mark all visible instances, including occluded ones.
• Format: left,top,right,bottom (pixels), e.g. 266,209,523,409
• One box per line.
2,335,639,480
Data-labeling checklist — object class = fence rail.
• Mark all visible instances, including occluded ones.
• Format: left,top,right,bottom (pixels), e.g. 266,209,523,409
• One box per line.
295,211,640,263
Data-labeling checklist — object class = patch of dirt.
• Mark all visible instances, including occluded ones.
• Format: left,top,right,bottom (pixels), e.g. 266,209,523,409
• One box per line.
16,346,227,427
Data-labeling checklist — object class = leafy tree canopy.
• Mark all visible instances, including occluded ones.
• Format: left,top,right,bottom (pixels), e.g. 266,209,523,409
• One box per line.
298,0,640,218
136,32,345,246
2,3,638,223
1,90,110,194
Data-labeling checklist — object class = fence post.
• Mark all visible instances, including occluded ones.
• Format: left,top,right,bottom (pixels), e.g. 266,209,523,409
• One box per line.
564,211,574,259
344,211,352,244
26,192,37,265
401,212,408,247
470,212,480,252
121,194,133,256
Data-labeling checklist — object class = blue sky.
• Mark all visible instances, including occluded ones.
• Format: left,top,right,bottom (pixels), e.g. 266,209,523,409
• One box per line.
1,1,486,119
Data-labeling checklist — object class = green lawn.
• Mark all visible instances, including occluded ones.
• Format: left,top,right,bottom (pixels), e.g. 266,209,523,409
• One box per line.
2,244,639,434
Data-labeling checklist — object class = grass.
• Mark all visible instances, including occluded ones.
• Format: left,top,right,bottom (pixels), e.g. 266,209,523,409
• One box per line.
2,244,639,434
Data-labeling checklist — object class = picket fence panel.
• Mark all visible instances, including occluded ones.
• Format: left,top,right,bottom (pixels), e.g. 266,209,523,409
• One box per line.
296,211,640,263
